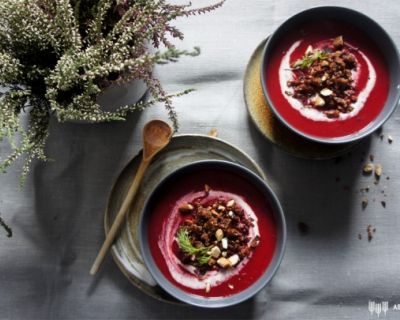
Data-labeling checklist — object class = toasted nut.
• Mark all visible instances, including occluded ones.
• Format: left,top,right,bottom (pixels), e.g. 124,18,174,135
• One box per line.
217,205,226,212
210,246,221,259
221,251,227,257
321,73,328,82
320,88,333,96
208,128,218,138
228,211,234,217
205,281,211,293
363,163,374,174
361,198,368,210
221,237,228,249
215,229,224,241
179,203,194,213
311,94,325,107
217,257,231,268
375,164,382,178
228,254,240,267
333,35,344,48
226,199,235,208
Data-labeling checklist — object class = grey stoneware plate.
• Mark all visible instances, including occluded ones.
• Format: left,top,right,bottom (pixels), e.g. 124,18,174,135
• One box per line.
244,38,358,159
139,160,286,308
104,134,266,303
260,6,400,144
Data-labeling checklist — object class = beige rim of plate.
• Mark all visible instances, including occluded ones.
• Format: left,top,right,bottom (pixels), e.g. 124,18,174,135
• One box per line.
104,134,266,304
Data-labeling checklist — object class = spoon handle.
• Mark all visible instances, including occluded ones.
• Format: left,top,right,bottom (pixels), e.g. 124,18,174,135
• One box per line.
90,159,150,275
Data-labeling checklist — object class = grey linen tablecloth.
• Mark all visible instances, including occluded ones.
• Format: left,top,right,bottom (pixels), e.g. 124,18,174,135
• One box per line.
1,1,400,319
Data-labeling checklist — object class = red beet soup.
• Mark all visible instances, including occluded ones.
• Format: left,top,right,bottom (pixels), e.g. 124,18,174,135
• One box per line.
265,19,389,139
147,169,277,298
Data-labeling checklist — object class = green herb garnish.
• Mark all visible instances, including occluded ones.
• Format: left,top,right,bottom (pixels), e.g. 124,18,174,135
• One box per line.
292,49,328,70
176,227,211,266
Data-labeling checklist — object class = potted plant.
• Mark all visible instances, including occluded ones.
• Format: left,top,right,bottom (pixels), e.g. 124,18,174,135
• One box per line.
0,0,224,184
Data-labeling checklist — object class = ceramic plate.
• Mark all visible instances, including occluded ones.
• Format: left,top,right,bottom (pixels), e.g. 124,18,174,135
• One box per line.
105,134,266,303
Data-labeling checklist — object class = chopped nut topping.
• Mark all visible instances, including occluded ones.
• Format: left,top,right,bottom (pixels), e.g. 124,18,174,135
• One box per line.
287,35,358,118
221,237,228,249
176,190,259,274
215,229,224,241
210,246,221,259
228,254,240,266
311,94,325,107
320,88,333,96
226,199,235,208
179,203,194,213
228,284,234,290
217,205,226,212
217,257,231,268
332,35,344,48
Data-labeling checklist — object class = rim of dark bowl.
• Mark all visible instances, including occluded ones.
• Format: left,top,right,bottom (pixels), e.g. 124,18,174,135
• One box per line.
139,160,287,308
260,6,400,145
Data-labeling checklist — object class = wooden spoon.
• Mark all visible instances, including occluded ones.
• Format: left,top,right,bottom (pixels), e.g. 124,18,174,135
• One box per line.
90,120,173,276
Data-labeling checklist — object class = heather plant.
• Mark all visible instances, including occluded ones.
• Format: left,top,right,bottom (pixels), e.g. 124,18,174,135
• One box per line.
0,0,224,184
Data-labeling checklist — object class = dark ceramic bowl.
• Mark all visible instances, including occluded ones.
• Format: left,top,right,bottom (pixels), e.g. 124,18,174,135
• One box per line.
139,160,286,308
261,6,400,144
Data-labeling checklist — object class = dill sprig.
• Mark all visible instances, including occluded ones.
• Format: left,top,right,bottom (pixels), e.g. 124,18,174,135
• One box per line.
292,49,328,70
176,227,210,266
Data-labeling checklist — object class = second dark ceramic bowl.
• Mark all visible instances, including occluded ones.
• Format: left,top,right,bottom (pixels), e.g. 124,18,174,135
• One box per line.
260,6,400,144
139,160,286,308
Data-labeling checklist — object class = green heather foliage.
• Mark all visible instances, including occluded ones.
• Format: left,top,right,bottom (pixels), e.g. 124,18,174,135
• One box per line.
0,0,224,184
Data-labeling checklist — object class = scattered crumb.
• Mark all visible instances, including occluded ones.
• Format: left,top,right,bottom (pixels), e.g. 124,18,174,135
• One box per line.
361,198,368,210
297,222,309,236
208,128,218,138
367,225,376,242
363,163,374,174
388,135,393,144
380,134,384,140
381,201,386,208
369,154,374,162
374,164,382,179
386,176,390,180
358,233,362,240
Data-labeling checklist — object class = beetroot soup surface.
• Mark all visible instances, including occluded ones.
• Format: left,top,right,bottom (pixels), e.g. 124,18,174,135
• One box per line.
265,19,389,139
147,169,277,298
